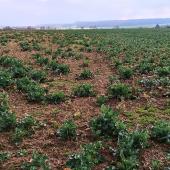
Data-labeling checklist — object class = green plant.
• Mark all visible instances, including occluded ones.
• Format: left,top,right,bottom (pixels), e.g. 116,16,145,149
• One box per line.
90,105,125,138
77,69,94,80
108,83,132,100
0,151,11,163
117,155,139,170
96,95,108,106
32,42,41,51
0,70,13,88
73,84,95,97
20,41,31,51
21,151,50,170
138,62,154,74
156,66,170,77
16,77,46,102
117,130,149,170
12,116,37,144
47,92,65,104
30,70,47,82
48,60,70,75
0,93,16,132
66,142,103,170
0,56,23,68
81,58,89,67
57,120,77,140
151,160,160,170
32,54,49,66
119,66,133,79
151,121,170,143
9,66,27,78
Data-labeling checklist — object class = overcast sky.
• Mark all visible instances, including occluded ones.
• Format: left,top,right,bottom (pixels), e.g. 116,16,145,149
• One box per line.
0,0,170,26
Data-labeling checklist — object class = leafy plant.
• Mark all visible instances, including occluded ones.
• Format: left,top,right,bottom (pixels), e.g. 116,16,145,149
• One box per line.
66,141,103,170
0,70,13,88
151,160,160,170
156,66,170,77
0,152,11,163
11,115,37,144
151,121,170,143
16,77,46,102
0,93,16,132
32,54,49,66
90,105,125,138
21,151,51,170
30,70,47,82
20,41,31,51
57,120,77,140
47,92,65,104
77,69,94,80
119,66,133,79
96,95,108,106
81,58,89,67
73,84,95,97
108,83,132,100
48,60,70,75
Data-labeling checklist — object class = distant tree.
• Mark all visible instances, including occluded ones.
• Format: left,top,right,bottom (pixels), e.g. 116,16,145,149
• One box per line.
155,24,160,29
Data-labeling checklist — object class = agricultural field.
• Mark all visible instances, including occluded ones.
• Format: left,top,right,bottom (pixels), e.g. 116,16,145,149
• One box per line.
0,28,169,170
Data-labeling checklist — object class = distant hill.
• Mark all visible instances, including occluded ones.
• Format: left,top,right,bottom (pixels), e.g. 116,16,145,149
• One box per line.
35,18,170,29
73,18,170,28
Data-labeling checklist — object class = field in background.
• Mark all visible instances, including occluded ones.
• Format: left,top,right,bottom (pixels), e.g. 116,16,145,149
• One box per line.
0,29,169,170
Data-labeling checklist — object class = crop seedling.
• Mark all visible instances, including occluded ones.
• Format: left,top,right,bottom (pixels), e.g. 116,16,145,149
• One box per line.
0,152,11,163
108,83,132,100
77,69,94,80
47,92,65,104
156,66,170,77
90,105,126,138
57,120,77,140
32,54,49,66
21,151,51,170
66,141,103,170
0,93,16,132
73,83,95,97
96,95,108,106
151,121,170,144
0,69,13,88
29,70,47,82
119,66,133,79
81,58,89,67
12,115,37,144
20,41,31,51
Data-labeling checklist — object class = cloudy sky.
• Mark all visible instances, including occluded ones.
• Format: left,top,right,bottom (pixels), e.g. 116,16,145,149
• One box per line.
0,0,170,26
